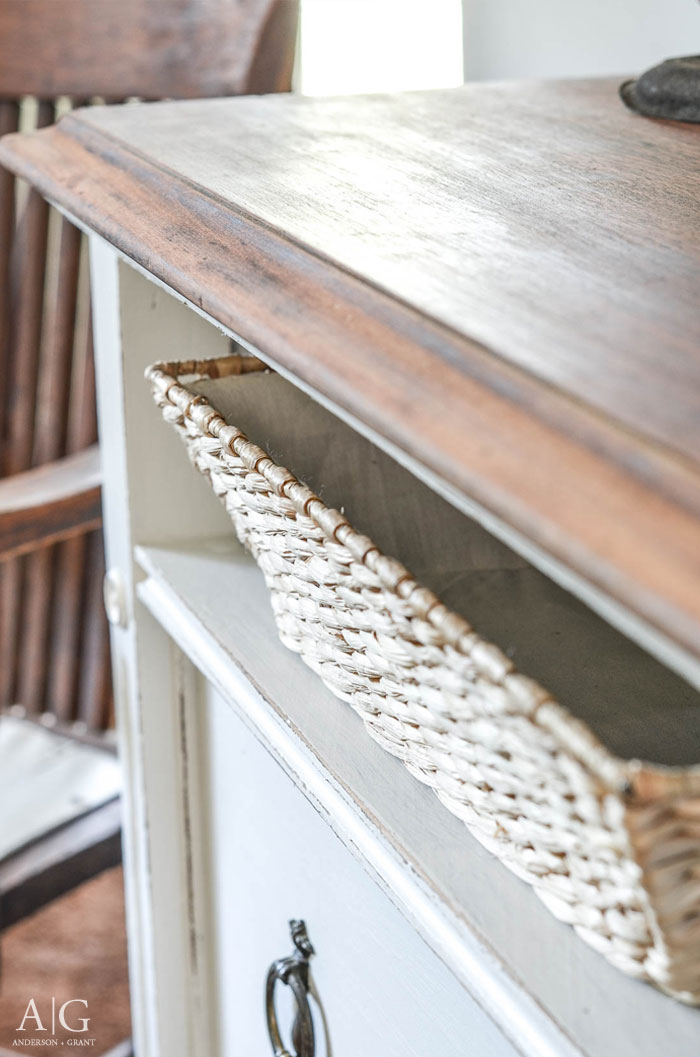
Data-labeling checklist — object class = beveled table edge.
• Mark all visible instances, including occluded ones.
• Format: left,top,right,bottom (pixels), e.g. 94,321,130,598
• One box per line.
2,109,699,665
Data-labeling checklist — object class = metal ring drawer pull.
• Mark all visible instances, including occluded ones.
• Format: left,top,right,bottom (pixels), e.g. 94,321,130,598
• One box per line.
265,920,316,1057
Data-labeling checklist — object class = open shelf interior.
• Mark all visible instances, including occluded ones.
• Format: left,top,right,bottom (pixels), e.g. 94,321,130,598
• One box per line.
135,536,700,1057
187,368,700,768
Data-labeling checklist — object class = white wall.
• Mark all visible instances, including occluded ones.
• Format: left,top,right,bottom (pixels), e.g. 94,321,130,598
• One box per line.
462,0,700,80
299,0,463,94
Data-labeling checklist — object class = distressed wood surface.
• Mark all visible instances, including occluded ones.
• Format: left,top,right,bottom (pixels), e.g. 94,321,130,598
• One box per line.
48,82,700,464
1,81,697,660
0,0,298,100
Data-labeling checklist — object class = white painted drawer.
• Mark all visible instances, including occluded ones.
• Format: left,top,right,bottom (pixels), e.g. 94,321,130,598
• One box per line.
200,679,518,1057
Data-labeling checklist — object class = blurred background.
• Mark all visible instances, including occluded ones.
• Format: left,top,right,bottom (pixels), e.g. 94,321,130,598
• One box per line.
300,0,698,94
0,2,697,1055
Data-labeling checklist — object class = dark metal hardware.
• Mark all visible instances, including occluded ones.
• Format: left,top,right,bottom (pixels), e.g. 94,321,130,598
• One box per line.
265,920,316,1057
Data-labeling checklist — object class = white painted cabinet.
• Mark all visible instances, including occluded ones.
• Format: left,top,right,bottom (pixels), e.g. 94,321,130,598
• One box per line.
85,250,521,1056
87,253,524,1057
201,680,516,1057
85,250,700,1057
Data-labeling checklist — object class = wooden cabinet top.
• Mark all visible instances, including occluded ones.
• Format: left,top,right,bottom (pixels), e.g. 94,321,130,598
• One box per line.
2,80,698,668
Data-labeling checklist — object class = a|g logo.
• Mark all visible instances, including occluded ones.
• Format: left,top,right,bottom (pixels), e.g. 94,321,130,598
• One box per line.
17,997,90,1034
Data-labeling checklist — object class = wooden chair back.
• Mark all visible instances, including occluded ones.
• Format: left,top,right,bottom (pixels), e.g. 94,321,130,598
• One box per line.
0,0,298,730
0,0,298,99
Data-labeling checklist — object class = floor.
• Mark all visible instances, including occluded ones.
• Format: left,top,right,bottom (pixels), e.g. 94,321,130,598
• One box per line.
0,867,131,1055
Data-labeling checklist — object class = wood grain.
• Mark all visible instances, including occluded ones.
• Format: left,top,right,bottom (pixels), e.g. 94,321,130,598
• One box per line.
3,101,53,479
33,218,82,466
0,0,298,100
1,82,697,660
0,446,102,562
49,304,100,723
0,0,297,724
19,218,84,712
0,100,19,450
74,82,700,467
0,101,53,710
0,101,20,712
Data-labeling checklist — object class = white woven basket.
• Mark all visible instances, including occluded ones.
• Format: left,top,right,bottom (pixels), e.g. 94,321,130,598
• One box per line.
148,354,700,1003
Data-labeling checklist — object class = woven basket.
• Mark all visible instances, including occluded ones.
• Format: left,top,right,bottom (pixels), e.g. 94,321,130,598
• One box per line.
147,354,700,1003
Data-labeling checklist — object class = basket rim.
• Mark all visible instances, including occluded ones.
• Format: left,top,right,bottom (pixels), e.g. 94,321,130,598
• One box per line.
146,353,700,799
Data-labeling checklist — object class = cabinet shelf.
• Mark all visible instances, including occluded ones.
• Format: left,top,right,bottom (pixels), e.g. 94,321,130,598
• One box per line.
135,537,700,1057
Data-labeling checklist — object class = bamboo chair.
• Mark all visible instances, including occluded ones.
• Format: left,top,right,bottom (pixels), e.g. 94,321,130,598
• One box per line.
0,0,298,1010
